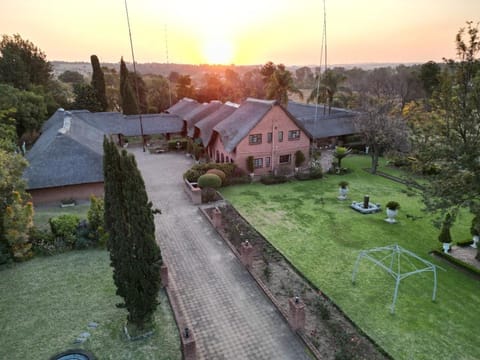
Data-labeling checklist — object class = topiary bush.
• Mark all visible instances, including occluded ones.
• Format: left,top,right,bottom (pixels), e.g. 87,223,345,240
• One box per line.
294,150,306,168
438,213,453,244
183,168,203,182
197,173,222,189
49,214,80,248
168,138,188,150
183,163,237,183
246,156,254,174
207,168,226,184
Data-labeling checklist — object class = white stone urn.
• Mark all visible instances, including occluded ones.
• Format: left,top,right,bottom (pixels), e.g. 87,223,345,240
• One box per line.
442,242,451,253
337,187,348,200
385,208,398,223
471,235,479,248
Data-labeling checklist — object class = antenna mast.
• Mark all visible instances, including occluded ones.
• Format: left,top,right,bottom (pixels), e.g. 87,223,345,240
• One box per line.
124,0,145,152
165,24,172,107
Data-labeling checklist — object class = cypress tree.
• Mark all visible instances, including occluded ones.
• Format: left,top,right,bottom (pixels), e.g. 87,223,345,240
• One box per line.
119,57,139,115
90,55,108,111
103,137,162,331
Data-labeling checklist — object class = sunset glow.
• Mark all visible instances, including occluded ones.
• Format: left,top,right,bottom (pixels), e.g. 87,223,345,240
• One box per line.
1,0,480,65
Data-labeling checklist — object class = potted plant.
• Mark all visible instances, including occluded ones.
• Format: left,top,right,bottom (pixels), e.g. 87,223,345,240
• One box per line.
470,214,480,248
294,150,306,173
438,213,453,253
385,201,400,223
246,156,255,179
337,180,349,200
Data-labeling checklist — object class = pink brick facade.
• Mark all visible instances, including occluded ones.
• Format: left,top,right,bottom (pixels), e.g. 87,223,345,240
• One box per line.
210,105,310,175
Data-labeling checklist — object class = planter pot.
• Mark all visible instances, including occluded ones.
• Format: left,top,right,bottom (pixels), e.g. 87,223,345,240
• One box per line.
385,208,398,223
442,242,451,253
249,173,255,179
337,187,348,200
471,235,479,248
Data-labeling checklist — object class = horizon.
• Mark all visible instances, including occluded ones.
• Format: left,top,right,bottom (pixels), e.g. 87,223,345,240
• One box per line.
2,1,480,66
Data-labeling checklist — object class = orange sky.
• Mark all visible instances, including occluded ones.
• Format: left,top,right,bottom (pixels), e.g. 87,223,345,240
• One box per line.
1,0,479,65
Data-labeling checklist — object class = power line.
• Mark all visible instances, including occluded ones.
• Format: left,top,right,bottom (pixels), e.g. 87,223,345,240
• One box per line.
165,24,172,107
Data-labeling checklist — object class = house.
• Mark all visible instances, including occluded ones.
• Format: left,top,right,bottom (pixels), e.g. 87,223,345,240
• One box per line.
24,108,183,204
210,98,311,175
165,97,201,135
184,101,223,137
24,110,105,204
287,101,359,147
194,102,239,148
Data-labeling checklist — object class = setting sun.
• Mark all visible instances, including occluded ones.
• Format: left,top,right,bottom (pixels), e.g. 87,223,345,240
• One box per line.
202,38,234,65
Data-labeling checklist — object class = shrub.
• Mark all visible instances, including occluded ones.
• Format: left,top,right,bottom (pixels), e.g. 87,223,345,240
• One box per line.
294,150,306,168
29,226,56,256
386,201,400,210
246,156,254,173
49,214,80,247
260,175,288,185
309,167,323,179
227,176,251,185
197,173,222,189
183,168,203,182
438,213,453,244
338,180,349,189
167,138,187,150
87,195,104,240
206,169,226,184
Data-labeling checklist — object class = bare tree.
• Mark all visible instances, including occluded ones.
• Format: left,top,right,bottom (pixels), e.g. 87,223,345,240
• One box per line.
355,99,410,174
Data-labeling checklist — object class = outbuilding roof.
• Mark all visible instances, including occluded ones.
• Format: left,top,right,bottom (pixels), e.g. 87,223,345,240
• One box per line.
287,101,359,139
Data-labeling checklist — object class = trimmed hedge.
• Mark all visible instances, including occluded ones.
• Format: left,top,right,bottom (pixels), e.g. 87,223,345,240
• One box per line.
197,173,222,189
206,169,226,184
183,162,237,182
431,250,480,277
260,175,288,185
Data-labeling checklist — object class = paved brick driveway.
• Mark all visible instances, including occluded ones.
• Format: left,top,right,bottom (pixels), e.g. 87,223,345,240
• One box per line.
132,148,311,359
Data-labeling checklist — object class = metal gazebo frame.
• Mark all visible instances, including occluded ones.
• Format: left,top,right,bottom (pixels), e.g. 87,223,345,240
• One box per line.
351,244,445,314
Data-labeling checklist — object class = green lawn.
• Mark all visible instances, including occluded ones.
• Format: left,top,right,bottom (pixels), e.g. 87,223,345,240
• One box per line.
0,250,181,360
222,155,480,360
34,202,91,230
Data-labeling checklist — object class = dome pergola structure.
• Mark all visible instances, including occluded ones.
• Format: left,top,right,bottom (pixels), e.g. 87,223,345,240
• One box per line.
351,244,445,314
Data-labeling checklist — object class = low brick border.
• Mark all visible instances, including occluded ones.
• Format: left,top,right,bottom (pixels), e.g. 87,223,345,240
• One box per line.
199,202,393,360
161,262,197,360
199,206,323,359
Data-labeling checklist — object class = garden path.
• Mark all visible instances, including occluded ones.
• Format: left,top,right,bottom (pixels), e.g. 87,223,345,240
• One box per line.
132,148,311,360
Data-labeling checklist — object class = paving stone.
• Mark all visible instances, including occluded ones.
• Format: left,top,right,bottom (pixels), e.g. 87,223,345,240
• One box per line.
133,150,311,360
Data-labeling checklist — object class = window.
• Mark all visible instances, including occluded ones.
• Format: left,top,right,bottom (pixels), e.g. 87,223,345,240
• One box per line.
254,158,263,168
226,156,229,163
221,153,224,163
279,154,291,164
267,132,273,143
249,134,262,145
278,131,283,142
288,130,301,140
265,156,271,168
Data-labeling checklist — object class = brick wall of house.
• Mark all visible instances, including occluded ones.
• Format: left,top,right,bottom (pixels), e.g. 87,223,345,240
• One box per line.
211,105,310,175
28,182,104,205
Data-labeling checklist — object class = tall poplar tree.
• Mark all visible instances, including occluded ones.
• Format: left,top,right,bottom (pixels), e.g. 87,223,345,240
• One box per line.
90,55,108,111
103,137,162,331
119,57,139,115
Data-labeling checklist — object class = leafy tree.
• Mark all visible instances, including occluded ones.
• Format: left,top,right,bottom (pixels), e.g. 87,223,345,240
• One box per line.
0,108,18,151
58,70,85,84
103,67,121,111
175,74,194,99
295,66,315,88
413,22,480,252
0,84,48,139
146,75,172,113
0,34,52,90
90,55,108,111
308,69,350,114
419,61,441,98
242,69,265,99
72,83,102,112
0,149,28,264
197,73,224,102
355,99,409,174
103,138,162,331
263,63,303,106
3,191,34,261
